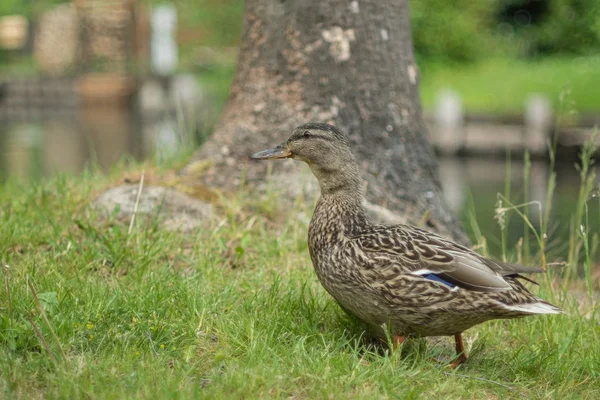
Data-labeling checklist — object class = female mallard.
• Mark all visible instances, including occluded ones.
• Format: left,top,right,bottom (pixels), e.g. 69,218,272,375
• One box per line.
252,123,561,367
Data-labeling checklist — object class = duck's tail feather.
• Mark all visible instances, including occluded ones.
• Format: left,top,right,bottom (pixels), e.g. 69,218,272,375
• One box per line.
503,299,563,315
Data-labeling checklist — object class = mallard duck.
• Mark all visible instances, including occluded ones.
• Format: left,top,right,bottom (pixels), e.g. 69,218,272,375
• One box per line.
251,123,561,367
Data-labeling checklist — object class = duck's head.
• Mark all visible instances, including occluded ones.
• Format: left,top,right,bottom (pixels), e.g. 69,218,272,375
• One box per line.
251,123,361,195
251,123,354,165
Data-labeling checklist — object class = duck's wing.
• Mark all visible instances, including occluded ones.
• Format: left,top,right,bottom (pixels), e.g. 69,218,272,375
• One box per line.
351,225,543,293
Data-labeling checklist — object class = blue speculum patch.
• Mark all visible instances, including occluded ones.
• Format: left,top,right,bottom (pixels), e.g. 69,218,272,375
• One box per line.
423,273,456,288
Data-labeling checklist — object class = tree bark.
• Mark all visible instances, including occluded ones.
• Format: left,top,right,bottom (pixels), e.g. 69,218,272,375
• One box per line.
183,0,466,242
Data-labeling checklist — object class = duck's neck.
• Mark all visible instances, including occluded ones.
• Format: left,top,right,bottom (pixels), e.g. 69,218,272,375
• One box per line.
316,192,369,234
308,163,370,242
308,158,363,198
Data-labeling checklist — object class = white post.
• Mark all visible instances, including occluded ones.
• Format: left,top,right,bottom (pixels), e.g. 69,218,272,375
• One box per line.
151,5,178,76
434,89,464,155
524,94,552,155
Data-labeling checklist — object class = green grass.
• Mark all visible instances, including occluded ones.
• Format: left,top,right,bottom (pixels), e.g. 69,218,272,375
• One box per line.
0,54,38,77
196,64,237,108
175,0,244,47
1,151,600,398
420,56,600,114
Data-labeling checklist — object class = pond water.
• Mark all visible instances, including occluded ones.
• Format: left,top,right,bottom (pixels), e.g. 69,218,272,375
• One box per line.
439,157,600,264
1,116,598,266
0,113,186,179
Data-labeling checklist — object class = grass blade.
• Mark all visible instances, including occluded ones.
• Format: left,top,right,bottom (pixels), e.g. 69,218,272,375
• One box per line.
29,280,67,361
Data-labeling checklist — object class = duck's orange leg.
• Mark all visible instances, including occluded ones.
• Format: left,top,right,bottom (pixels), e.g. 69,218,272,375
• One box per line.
393,335,406,351
450,333,468,368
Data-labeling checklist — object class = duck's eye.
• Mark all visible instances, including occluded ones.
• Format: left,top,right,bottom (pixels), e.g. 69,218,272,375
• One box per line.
303,131,312,138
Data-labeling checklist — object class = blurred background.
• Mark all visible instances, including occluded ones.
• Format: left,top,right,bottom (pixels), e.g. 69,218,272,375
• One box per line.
0,0,599,260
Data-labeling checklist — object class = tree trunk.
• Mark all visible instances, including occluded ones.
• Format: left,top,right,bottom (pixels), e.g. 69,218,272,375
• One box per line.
183,0,466,242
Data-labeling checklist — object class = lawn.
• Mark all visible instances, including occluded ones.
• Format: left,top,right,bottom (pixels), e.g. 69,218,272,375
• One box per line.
1,154,599,399
419,56,600,114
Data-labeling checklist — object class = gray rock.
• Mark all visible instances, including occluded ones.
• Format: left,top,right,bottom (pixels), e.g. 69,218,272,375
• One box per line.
253,166,409,227
94,184,213,232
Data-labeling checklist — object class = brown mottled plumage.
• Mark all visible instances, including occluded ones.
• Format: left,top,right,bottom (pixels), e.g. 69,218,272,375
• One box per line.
252,123,561,367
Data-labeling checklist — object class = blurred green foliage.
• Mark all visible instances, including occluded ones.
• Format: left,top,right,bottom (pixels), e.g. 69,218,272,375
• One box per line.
144,0,244,46
0,0,67,18
528,0,600,55
411,0,499,62
1,0,599,62
411,0,600,62
176,0,244,46
1,0,599,113
0,0,25,17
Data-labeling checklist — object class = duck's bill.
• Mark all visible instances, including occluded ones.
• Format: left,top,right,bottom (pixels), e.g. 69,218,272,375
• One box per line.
251,145,292,160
